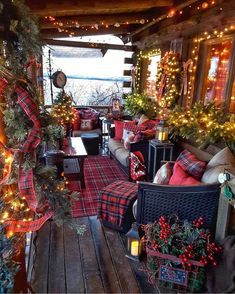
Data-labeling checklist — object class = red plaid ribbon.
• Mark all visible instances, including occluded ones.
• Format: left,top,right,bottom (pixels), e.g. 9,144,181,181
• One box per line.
15,85,41,152
0,78,8,92
6,211,53,234
18,167,38,211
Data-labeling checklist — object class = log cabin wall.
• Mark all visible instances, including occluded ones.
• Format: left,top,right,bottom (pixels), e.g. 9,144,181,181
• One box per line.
132,0,235,112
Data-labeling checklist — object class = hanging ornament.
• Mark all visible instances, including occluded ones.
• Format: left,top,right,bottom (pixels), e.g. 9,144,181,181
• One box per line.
140,19,145,24
94,23,99,30
180,59,193,95
114,22,120,27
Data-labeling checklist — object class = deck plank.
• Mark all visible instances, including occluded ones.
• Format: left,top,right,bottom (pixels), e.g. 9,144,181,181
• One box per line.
63,220,85,293
103,225,141,293
48,222,66,293
77,217,105,293
89,216,122,293
31,221,51,293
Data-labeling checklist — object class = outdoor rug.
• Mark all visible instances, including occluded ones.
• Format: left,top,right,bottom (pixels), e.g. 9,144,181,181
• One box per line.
68,155,128,218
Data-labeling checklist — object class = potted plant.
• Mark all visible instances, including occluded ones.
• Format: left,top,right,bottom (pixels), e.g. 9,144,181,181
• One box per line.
142,215,221,292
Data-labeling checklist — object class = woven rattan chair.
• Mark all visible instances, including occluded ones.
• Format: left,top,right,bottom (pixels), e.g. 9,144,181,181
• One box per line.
136,182,221,234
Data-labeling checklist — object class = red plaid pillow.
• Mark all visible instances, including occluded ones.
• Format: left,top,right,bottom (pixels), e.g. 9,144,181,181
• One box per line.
176,149,206,180
123,121,145,134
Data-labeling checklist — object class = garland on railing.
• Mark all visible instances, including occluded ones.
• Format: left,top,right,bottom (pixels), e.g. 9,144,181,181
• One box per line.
167,102,235,151
0,1,85,292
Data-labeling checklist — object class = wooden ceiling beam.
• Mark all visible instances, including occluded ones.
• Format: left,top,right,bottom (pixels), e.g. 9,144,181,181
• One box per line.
43,39,136,51
41,25,137,39
26,0,173,17
40,12,163,29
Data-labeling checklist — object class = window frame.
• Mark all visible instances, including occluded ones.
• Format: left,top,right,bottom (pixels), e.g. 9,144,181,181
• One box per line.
194,34,235,113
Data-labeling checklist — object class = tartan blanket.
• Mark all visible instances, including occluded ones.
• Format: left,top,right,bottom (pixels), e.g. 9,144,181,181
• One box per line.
98,180,138,227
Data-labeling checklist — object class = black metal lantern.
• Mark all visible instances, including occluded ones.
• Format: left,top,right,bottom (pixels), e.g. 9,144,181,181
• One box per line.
125,222,142,260
156,119,169,142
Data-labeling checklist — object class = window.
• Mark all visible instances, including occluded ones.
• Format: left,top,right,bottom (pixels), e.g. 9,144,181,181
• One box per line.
146,54,161,98
201,38,233,105
229,78,235,113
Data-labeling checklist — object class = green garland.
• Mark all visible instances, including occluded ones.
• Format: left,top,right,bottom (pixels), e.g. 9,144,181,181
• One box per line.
0,1,84,292
124,92,159,119
167,102,235,152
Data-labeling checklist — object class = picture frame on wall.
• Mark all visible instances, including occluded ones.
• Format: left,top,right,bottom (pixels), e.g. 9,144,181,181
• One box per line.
170,38,183,58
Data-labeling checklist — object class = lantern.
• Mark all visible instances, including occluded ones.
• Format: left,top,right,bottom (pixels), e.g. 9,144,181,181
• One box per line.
125,222,142,260
156,120,169,142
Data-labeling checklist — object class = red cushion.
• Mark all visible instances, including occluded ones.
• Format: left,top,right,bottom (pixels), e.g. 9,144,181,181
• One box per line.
169,162,201,186
176,149,206,180
114,120,124,140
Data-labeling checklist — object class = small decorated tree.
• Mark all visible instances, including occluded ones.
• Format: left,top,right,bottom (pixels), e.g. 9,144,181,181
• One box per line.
51,91,76,127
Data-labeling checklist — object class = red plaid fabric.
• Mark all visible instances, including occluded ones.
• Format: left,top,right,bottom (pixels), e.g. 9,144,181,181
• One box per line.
123,121,146,134
176,149,206,180
18,167,38,211
98,180,138,226
6,211,53,233
0,78,8,92
71,155,128,217
15,85,41,152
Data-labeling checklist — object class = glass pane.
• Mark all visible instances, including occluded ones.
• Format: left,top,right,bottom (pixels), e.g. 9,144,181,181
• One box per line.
146,54,161,98
229,79,235,113
202,39,232,105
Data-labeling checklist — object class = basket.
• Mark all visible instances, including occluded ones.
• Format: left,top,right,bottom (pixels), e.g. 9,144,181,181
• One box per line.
146,248,205,292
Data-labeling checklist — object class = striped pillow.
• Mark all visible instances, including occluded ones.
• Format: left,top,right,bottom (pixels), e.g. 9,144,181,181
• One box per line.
176,149,206,180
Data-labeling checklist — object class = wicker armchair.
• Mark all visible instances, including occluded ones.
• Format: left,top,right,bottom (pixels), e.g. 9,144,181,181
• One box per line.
136,182,221,235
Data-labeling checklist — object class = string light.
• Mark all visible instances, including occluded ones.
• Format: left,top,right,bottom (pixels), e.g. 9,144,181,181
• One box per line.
43,1,216,37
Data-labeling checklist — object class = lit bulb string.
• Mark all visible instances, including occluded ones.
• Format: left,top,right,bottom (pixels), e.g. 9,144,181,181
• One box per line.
43,1,215,38
186,23,235,109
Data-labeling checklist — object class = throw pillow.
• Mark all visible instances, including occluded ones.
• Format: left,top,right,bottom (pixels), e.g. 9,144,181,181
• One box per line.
130,151,146,181
169,162,201,185
206,147,235,168
80,119,93,131
113,120,124,140
201,164,235,184
153,162,172,184
176,149,206,180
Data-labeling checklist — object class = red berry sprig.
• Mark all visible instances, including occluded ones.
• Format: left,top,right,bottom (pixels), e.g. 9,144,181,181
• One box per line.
192,216,204,228
158,216,172,243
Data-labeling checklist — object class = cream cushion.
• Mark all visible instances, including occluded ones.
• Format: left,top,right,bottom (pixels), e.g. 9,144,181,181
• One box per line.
201,165,235,184
153,162,172,184
206,147,235,168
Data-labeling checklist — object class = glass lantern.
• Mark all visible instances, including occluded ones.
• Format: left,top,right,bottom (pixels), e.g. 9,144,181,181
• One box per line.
125,222,142,261
156,119,169,142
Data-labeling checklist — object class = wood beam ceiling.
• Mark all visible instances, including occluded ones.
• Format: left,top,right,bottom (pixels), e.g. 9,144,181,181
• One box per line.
26,0,173,17
44,39,136,51
41,26,136,39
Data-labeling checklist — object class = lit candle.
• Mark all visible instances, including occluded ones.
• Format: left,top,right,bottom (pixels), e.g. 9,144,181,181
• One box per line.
131,241,139,256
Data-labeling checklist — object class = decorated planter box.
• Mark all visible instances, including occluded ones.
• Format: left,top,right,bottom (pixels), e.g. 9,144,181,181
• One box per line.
146,248,205,292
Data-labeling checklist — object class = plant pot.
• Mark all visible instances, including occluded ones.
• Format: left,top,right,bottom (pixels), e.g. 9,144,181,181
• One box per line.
146,248,205,293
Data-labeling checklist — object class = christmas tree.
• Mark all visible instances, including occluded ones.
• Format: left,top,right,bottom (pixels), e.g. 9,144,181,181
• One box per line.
51,91,76,126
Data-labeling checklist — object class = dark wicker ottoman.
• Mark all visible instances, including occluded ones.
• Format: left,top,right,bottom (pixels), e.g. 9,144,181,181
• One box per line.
80,133,100,155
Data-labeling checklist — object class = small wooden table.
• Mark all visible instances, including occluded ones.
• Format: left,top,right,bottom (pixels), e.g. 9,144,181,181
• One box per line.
63,137,88,188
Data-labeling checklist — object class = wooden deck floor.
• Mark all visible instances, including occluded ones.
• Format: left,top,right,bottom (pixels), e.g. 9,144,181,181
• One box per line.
30,216,161,293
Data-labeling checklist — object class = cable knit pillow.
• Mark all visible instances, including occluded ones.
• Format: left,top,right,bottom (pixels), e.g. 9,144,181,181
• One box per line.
153,162,172,184
176,149,206,180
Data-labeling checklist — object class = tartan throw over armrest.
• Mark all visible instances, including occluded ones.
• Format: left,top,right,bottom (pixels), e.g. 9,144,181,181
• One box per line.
98,180,138,227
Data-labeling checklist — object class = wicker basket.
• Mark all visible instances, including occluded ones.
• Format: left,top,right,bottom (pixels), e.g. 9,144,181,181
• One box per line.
146,248,205,292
